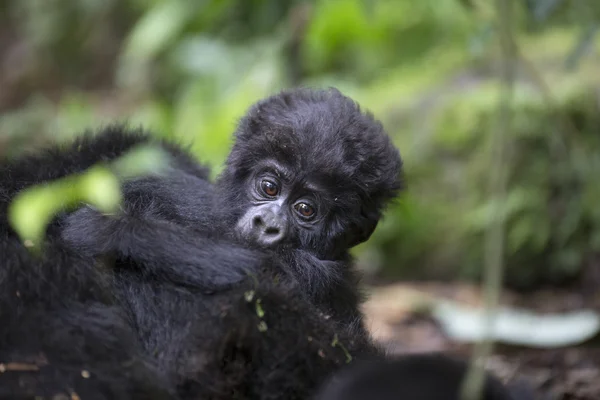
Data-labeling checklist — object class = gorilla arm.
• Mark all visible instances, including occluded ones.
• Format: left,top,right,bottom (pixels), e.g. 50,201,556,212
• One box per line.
60,204,277,292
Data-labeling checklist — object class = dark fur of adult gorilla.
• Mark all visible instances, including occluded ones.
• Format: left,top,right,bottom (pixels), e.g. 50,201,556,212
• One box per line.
0,237,517,400
0,223,173,398
0,224,379,400
314,353,518,400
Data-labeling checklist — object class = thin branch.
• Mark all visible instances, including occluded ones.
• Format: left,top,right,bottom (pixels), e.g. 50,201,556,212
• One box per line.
461,0,515,398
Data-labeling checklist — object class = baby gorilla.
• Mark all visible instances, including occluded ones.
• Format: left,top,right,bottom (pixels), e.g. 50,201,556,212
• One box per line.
58,87,403,329
217,88,403,324
224,88,402,258
0,87,402,398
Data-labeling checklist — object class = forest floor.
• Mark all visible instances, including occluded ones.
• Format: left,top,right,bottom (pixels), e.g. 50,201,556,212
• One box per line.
364,282,600,400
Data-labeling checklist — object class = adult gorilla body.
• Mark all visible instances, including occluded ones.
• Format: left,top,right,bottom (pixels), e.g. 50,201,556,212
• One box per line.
0,238,514,400
0,228,376,400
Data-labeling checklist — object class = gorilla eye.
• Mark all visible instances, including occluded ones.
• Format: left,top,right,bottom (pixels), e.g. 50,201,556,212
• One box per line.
261,180,279,197
294,202,315,219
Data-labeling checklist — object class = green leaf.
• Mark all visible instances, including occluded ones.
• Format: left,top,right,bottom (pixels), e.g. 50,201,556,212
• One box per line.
8,165,121,247
8,143,171,247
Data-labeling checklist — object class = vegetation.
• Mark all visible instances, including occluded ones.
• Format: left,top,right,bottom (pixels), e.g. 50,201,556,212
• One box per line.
1,0,599,288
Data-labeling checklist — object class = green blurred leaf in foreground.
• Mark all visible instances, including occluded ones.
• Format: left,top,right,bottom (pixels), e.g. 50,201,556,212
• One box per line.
8,143,170,248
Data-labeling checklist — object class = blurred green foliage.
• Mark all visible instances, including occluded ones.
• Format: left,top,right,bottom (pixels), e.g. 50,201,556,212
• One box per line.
9,144,170,248
370,76,600,288
1,0,599,287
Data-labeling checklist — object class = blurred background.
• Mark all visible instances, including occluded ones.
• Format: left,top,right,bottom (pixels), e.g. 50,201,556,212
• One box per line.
2,0,600,395
3,0,600,289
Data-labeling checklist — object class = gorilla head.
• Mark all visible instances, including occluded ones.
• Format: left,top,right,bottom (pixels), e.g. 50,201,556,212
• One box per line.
218,88,403,260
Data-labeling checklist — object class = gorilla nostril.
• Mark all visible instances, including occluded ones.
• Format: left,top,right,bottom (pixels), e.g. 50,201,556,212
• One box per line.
250,210,286,245
252,215,264,227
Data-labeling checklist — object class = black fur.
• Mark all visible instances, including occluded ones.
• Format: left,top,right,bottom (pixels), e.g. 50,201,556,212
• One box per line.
0,233,173,399
314,353,516,400
0,227,380,399
55,88,403,328
115,269,381,400
221,88,403,254
1,126,270,292
218,88,403,325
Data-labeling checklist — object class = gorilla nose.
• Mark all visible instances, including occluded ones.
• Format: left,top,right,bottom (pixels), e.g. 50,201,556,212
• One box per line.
252,213,286,246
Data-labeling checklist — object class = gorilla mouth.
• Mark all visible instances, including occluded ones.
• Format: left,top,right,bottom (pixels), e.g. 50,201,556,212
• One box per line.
264,226,280,235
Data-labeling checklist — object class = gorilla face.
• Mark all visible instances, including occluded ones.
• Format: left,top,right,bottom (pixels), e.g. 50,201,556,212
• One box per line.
235,158,330,250
220,88,403,259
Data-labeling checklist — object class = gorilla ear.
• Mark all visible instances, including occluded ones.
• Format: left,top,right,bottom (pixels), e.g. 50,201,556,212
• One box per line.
348,219,379,248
